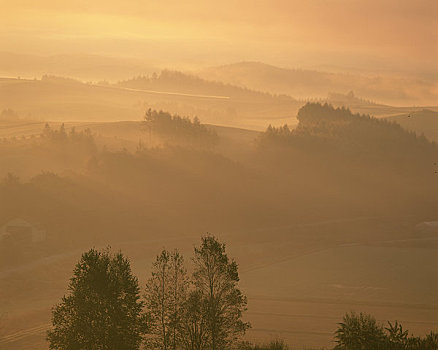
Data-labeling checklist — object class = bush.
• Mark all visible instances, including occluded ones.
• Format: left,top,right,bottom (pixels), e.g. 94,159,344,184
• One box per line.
334,312,438,350
334,312,386,349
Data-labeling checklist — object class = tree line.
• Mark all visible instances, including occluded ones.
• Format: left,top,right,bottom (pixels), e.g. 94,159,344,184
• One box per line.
142,109,219,149
41,123,96,150
258,103,435,155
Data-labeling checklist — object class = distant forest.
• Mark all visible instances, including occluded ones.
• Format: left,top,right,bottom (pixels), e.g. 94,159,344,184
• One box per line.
1,103,437,266
142,109,219,149
259,103,435,161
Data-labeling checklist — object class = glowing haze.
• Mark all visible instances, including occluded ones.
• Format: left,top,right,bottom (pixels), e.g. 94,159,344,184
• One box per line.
1,0,437,76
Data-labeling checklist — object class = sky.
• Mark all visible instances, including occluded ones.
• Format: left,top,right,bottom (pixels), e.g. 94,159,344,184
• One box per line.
1,0,437,76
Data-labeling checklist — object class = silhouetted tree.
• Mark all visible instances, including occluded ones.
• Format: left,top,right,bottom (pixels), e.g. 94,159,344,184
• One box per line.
47,248,146,350
177,290,209,350
335,312,438,350
144,249,188,350
192,235,250,350
385,320,409,348
334,312,386,349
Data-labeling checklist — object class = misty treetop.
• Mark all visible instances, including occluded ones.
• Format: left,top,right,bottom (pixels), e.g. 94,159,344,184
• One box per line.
142,109,219,149
0,122,96,158
0,108,20,121
258,102,436,162
41,123,96,151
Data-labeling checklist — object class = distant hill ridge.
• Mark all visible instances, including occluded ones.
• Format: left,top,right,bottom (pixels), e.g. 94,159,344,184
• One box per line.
118,70,297,101
199,61,438,106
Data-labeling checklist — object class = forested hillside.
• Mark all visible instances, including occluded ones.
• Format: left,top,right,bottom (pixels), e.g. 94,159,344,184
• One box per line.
1,105,437,349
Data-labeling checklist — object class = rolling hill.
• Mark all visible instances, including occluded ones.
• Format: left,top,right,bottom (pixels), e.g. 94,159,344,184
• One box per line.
0,52,158,82
199,61,438,107
1,103,438,349
385,109,438,142
0,74,302,130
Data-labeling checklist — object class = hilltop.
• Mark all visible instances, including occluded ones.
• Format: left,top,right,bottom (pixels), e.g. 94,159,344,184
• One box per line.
199,61,438,107
0,74,301,130
0,52,158,82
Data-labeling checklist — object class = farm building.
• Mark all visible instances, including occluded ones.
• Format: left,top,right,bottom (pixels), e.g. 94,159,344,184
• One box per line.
0,218,46,244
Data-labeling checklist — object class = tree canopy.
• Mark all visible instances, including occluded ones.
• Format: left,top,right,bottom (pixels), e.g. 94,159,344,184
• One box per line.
47,248,147,350
142,109,219,149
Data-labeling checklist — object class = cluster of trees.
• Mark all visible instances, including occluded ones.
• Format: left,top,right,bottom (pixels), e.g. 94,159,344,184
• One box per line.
260,103,434,150
258,103,436,165
45,238,438,350
41,123,96,149
142,109,219,149
0,123,96,152
254,102,438,220
47,236,249,350
334,312,438,350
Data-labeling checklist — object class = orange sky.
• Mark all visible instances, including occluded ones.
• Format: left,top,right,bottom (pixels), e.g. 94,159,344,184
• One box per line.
1,0,437,75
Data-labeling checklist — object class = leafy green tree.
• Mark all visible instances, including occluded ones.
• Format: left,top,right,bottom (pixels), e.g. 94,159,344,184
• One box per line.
334,312,386,350
47,248,146,350
192,235,250,350
144,249,188,350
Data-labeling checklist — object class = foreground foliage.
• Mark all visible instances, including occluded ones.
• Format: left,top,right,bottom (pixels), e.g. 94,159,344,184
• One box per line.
144,236,250,350
334,312,438,350
48,237,249,350
47,249,147,350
